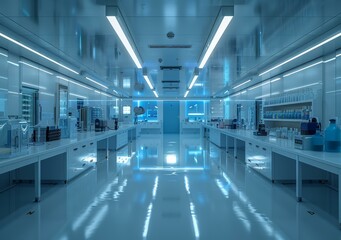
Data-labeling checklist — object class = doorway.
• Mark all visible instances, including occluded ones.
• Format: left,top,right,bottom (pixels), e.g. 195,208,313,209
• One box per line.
163,101,179,134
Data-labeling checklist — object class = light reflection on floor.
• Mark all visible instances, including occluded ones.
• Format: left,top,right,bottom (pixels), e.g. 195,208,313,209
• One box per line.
0,133,340,240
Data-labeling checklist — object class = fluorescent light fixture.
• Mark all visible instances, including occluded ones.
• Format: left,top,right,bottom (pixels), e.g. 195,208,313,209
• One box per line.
324,57,335,63
188,68,200,90
8,91,20,95
142,68,154,89
0,32,79,74
198,7,234,68
283,82,320,93
270,77,281,83
255,91,280,99
101,92,113,98
22,82,47,90
106,7,142,69
40,92,54,97
184,90,189,98
229,92,241,98
19,61,53,75
283,61,323,77
188,75,199,89
153,90,159,98
259,32,341,76
0,52,8,57
326,89,341,94
143,75,154,89
7,61,19,67
70,93,88,99
224,90,229,94
232,79,251,89
248,81,270,91
85,76,108,89
57,76,93,91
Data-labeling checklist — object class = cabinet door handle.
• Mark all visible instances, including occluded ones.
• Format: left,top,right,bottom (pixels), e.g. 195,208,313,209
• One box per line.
82,145,86,148
73,148,78,151
90,159,93,163
82,163,86,167
248,159,251,162
262,147,266,151
256,145,259,148
255,163,259,167
90,142,94,145
248,142,252,145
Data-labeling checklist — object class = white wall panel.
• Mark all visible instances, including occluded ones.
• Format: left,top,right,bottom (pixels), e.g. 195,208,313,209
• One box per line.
7,54,20,116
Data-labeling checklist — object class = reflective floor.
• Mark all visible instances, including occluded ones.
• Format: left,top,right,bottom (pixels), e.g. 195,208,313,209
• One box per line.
0,133,340,240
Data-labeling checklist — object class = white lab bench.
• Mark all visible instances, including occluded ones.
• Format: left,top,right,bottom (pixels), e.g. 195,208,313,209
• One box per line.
0,125,136,202
203,124,341,227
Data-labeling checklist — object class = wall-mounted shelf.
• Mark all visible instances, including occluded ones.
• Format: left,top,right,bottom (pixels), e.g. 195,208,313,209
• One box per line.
263,100,312,122
263,119,309,122
263,100,312,108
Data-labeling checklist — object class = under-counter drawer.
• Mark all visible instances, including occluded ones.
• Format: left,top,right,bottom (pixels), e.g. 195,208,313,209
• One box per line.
209,129,226,148
246,141,272,180
67,141,97,181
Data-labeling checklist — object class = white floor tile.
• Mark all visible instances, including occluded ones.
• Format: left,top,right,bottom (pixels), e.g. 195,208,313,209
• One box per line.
0,133,340,240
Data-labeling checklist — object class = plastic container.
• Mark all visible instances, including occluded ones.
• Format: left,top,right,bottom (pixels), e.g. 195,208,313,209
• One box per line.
324,119,341,152
312,129,324,151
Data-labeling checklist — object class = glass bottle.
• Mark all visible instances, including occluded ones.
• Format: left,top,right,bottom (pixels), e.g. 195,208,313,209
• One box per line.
312,124,324,151
324,119,341,152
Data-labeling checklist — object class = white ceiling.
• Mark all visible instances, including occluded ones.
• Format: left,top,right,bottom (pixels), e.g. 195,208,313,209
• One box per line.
0,0,340,99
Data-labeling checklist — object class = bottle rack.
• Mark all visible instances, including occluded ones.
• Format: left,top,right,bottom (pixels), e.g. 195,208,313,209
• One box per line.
263,101,312,121
22,94,33,124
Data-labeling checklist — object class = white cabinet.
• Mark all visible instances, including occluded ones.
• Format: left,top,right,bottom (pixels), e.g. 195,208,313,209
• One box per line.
116,131,128,150
66,141,96,181
246,141,272,179
181,122,201,134
209,128,226,148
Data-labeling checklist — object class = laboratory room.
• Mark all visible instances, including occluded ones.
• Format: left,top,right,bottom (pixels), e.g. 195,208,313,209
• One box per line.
0,0,340,239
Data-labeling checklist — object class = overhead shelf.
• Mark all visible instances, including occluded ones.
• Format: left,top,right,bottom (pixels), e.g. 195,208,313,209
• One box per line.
263,100,312,108
263,119,309,122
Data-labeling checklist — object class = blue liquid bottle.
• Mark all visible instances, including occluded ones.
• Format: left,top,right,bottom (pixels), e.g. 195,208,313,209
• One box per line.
312,123,323,151
324,119,341,152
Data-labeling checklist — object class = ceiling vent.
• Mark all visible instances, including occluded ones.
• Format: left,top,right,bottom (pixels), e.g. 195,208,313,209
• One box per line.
160,66,182,70
149,45,191,49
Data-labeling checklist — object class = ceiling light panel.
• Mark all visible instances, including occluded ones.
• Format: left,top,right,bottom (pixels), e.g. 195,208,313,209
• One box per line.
106,6,142,69
198,6,234,69
0,32,79,75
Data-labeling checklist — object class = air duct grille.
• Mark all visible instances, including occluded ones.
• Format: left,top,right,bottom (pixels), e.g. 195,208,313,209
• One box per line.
149,45,191,49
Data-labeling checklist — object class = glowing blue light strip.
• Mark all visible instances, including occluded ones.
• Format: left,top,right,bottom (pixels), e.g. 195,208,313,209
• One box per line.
0,32,79,74
259,32,341,76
